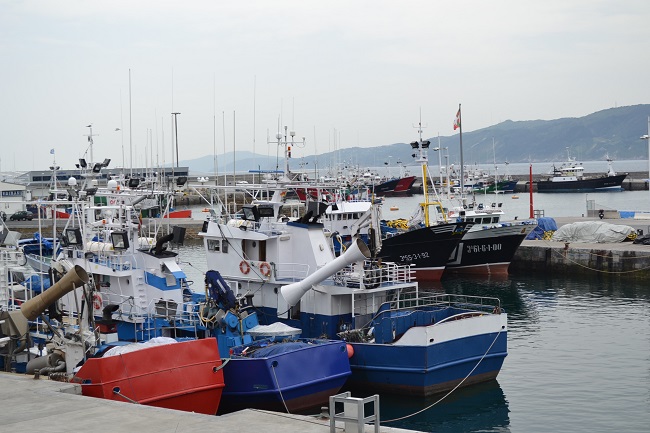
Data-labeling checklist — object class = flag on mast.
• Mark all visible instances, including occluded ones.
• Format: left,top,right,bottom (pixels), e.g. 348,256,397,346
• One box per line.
453,108,461,130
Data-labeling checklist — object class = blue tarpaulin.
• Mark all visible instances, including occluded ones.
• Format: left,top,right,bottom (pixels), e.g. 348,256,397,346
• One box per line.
250,341,312,358
526,217,558,240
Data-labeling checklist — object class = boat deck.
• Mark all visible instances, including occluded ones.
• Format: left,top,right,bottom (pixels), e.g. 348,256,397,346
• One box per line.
0,372,417,433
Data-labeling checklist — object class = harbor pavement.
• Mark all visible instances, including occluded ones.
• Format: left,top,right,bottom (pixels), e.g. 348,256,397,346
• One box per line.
0,373,418,433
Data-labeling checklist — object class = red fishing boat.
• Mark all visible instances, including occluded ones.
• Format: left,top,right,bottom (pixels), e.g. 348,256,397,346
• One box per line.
74,338,225,415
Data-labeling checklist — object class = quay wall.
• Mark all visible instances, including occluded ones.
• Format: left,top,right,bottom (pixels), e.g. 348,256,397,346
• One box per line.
510,240,650,280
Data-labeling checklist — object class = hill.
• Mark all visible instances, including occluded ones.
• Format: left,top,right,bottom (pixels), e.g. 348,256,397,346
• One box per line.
182,104,650,174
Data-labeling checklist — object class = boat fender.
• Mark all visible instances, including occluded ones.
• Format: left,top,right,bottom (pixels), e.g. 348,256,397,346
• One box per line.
346,344,354,359
239,260,250,275
259,262,271,277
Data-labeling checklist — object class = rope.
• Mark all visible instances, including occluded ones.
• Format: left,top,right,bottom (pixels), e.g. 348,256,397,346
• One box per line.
113,387,140,404
540,239,650,274
381,326,504,424
271,362,291,414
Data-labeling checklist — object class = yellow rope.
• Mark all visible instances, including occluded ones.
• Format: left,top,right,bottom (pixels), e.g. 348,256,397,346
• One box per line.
537,239,650,274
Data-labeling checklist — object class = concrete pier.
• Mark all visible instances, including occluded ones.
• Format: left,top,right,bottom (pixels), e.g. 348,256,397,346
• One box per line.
510,216,650,279
0,373,416,433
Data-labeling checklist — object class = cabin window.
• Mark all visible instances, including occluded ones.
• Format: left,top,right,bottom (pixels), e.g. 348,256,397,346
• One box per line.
222,241,229,253
207,239,220,252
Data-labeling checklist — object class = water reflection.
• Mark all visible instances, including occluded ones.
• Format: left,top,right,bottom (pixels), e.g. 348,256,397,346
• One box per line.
377,380,510,433
177,242,650,433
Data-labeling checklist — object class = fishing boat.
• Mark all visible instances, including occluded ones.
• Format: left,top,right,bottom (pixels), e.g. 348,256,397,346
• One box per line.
445,202,536,275
200,270,351,413
537,152,627,192
371,175,417,196
73,338,225,414
0,257,226,415
198,180,507,397
372,125,473,282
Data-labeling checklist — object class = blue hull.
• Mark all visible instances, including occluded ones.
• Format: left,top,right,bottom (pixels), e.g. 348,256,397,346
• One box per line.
218,340,351,413
254,306,506,397
346,332,507,396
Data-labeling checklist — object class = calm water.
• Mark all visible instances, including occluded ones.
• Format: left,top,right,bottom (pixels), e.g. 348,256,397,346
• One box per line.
379,190,650,221
178,191,650,433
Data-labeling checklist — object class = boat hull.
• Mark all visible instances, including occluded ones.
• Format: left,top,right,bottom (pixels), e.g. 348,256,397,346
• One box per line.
445,224,534,275
218,340,351,413
164,209,192,218
537,173,627,192
379,222,470,281
373,176,417,196
74,339,225,415
346,314,507,396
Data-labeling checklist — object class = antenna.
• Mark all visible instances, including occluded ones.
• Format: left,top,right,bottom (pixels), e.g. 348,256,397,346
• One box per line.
82,124,98,162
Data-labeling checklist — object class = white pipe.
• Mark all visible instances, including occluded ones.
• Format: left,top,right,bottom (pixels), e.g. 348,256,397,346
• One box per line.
281,238,370,307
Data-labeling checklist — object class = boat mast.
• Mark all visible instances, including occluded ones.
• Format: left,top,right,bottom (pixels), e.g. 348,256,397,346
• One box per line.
412,113,432,226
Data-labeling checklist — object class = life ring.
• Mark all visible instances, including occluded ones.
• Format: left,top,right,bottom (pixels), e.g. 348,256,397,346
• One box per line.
93,293,103,311
259,262,271,277
239,260,251,275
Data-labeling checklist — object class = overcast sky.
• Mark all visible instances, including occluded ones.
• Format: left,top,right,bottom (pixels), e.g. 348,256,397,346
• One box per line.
2,0,649,172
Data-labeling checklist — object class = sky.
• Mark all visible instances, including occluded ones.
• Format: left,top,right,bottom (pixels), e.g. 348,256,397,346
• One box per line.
1,0,649,173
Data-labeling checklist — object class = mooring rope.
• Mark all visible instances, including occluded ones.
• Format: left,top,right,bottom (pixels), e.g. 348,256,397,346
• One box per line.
271,362,291,414
381,326,504,424
540,239,650,274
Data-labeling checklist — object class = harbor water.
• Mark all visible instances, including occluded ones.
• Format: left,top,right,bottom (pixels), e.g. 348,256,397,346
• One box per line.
177,190,650,433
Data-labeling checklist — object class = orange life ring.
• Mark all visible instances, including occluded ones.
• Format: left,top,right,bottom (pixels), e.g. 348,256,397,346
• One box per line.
259,262,271,277
93,293,103,310
239,260,251,275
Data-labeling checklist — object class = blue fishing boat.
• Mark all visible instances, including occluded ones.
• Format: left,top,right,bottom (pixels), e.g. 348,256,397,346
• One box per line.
201,270,351,413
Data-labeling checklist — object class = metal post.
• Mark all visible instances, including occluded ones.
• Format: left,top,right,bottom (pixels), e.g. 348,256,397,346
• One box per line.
641,116,650,206
172,112,181,168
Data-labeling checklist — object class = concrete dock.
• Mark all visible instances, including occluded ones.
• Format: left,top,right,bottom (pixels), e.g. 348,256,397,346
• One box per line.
510,216,650,279
0,373,417,433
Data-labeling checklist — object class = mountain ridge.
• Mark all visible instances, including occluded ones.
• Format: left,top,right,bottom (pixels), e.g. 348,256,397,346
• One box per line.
182,104,650,174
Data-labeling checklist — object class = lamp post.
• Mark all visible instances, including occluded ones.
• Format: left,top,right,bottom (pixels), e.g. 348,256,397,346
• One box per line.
432,146,446,193
641,116,650,206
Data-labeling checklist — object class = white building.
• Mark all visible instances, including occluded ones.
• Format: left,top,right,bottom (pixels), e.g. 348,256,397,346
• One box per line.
0,180,28,217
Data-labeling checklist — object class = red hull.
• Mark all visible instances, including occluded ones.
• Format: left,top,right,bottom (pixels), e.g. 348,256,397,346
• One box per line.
393,176,417,193
55,211,70,219
164,209,192,218
74,339,225,415
443,262,510,276
413,267,446,282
